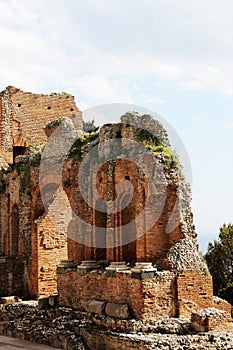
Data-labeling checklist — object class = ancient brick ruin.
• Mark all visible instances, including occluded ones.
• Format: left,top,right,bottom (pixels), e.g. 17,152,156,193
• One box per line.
0,86,231,327
0,86,82,297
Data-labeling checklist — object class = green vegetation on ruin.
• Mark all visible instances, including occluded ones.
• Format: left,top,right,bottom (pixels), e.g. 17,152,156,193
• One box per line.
29,144,45,167
46,118,62,129
143,141,180,167
68,130,99,160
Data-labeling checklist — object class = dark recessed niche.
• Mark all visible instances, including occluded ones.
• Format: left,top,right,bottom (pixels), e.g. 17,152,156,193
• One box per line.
47,106,51,110
18,103,21,107
125,175,130,180
70,108,74,111
99,176,103,183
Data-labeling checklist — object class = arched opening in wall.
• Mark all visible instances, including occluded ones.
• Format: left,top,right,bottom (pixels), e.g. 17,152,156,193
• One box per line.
94,199,107,261
13,146,28,164
11,204,19,256
119,194,136,265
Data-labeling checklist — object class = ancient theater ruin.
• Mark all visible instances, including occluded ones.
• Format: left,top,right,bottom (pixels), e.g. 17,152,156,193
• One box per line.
0,86,232,326
0,86,82,297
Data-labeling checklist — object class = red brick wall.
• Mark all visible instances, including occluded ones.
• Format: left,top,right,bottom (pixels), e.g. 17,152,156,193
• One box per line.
213,297,232,313
57,270,177,319
0,164,69,298
30,168,69,298
0,86,82,165
191,310,232,332
57,269,217,319
37,215,68,297
177,270,213,317
65,157,182,269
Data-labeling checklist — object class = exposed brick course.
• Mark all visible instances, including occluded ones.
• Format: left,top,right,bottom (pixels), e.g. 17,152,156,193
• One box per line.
0,86,82,298
0,88,231,329
177,270,213,317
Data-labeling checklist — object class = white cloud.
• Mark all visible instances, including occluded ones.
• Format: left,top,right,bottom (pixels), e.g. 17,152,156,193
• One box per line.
1,0,233,101
141,94,165,105
77,74,134,103
180,79,204,91
224,122,233,130
1,0,233,257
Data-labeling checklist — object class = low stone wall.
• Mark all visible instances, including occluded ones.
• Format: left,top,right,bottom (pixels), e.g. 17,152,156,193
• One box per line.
191,308,232,332
57,262,219,320
0,303,233,350
57,266,177,319
213,296,232,313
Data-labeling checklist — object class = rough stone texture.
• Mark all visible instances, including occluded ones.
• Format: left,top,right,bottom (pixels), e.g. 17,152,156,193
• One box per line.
0,86,83,298
191,308,232,332
0,303,87,350
120,112,170,148
0,86,82,166
0,90,231,329
0,303,233,350
85,300,106,316
57,267,223,320
213,296,232,314
105,302,129,319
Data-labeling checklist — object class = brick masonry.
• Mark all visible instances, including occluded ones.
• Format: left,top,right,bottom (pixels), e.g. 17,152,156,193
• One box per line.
0,86,83,298
191,308,232,332
57,269,177,319
0,86,82,165
57,267,232,320
177,270,214,317
0,88,231,326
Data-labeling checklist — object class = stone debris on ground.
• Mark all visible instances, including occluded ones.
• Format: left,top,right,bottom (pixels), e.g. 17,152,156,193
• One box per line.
0,303,233,349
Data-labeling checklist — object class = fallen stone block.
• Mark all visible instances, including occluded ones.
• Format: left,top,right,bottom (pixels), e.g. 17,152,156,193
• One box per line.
191,307,232,332
85,300,106,316
105,303,129,319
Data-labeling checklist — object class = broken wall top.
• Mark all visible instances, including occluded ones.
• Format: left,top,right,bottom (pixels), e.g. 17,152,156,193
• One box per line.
0,86,82,166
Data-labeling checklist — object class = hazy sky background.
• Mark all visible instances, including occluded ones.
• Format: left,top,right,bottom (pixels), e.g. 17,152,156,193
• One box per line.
0,0,233,252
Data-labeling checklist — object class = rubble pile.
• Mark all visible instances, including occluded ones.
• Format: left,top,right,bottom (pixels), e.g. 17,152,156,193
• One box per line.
0,303,233,349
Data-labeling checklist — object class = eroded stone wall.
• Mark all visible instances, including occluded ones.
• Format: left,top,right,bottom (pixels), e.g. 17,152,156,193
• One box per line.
57,269,177,319
57,267,217,320
0,159,69,298
0,86,82,165
63,120,205,272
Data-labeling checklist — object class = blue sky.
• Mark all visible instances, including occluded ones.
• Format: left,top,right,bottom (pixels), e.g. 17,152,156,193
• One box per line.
0,0,233,252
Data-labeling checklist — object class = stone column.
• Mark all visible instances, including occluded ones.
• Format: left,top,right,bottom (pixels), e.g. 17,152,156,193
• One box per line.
77,260,100,275
105,261,130,277
56,260,77,274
